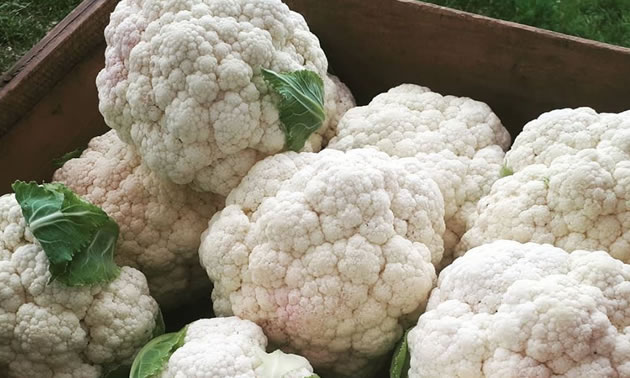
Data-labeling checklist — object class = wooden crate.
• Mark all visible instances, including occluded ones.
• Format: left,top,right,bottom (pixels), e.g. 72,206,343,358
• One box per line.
1,0,629,193
1,0,629,369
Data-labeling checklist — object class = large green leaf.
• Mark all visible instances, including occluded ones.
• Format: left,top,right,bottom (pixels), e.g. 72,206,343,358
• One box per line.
390,329,411,378
12,181,120,286
261,68,326,152
130,326,188,378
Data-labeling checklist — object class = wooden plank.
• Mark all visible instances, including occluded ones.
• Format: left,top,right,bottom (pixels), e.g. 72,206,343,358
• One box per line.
0,45,109,193
284,0,630,134
0,0,119,136
2,0,630,194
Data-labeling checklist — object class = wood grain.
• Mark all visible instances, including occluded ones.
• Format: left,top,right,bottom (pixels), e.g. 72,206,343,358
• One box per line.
2,0,630,193
0,45,109,193
285,0,630,135
0,0,119,136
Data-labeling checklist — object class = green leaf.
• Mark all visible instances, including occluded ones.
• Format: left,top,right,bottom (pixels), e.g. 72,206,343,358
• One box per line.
261,68,326,152
56,219,120,286
12,181,120,286
130,326,188,378
52,147,85,169
390,329,411,378
499,164,514,178
152,309,166,339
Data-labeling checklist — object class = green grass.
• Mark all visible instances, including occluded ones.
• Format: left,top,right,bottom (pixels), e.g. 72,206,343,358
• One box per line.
424,0,630,48
0,0,83,75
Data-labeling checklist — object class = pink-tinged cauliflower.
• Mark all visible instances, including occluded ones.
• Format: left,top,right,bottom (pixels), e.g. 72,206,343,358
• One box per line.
199,148,444,377
96,0,355,196
53,131,225,309
0,186,162,378
459,108,630,261
327,84,511,266
404,240,630,378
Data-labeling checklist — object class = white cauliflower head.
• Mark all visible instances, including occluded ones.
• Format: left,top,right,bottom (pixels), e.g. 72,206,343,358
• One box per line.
53,131,225,309
199,148,444,377
327,84,510,265
459,112,630,262
96,0,355,196
144,317,315,378
406,240,630,378
0,193,162,378
504,107,630,172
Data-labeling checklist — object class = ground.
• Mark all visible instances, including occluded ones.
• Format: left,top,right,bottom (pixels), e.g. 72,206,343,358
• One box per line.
0,0,83,74
0,0,629,74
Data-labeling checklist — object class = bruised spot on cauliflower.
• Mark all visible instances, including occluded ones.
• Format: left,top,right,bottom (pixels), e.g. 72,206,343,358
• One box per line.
199,148,444,377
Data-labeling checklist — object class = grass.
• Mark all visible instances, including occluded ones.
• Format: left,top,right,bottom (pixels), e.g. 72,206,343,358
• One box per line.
0,0,83,75
423,0,630,48
0,0,629,75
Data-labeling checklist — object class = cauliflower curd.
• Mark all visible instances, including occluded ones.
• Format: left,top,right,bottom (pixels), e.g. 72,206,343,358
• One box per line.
199,148,444,377
0,193,161,378
460,108,630,262
407,240,630,378
53,131,225,308
328,84,511,266
97,0,354,196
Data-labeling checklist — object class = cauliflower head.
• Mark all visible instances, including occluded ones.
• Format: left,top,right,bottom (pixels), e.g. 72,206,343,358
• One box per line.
53,131,225,309
96,0,355,196
504,107,630,173
459,110,630,262
0,193,162,378
327,84,510,266
199,148,444,377
406,240,630,378
135,317,316,378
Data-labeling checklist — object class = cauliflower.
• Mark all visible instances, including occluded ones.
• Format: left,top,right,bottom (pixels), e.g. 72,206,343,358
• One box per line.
96,0,355,196
504,107,630,173
327,84,511,266
131,317,318,377
0,187,162,378
53,131,225,309
402,240,630,378
199,148,444,377
459,108,629,261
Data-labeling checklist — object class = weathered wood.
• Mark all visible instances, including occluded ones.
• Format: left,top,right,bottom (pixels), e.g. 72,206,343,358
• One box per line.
285,0,630,134
0,45,108,192
0,0,119,135
2,0,630,194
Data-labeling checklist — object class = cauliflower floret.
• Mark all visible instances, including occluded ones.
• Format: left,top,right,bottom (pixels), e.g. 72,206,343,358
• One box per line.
327,84,510,267
156,317,315,377
0,194,161,378
407,240,630,378
199,148,444,377
459,148,630,262
504,107,630,172
97,0,355,196
53,131,225,309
